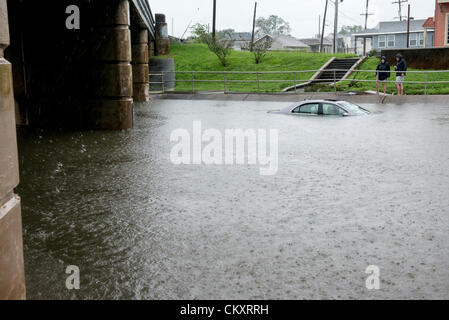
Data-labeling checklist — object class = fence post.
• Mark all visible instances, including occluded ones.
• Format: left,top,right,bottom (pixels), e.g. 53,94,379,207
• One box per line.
192,72,194,93
257,72,260,92
333,69,337,93
424,72,428,96
224,72,227,93
293,72,297,93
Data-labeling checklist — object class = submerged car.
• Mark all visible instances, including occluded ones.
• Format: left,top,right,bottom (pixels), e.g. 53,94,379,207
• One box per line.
269,99,370,116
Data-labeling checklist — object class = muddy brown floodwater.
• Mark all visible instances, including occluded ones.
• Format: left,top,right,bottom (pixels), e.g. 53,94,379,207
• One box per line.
17,99,449,299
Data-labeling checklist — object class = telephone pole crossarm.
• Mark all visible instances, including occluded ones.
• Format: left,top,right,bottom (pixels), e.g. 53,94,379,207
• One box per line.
360,0,373,56
392,0,408,21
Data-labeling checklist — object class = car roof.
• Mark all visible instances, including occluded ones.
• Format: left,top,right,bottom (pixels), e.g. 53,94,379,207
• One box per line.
300,99,345,104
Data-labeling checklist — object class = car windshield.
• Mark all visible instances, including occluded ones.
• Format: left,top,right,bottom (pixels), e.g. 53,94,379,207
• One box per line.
338,101,370,115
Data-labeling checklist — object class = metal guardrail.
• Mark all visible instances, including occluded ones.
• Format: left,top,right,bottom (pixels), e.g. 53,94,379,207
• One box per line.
149,69,449,95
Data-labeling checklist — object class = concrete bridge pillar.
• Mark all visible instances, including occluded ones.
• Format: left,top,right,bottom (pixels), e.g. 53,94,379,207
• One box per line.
87,0,133,129
149,41,156,58
0,0,26,300
155,14,170,56
131,28,150,101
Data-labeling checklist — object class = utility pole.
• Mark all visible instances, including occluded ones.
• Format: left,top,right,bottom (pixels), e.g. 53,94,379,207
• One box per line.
320,0,329,53
360,0,373,56
318,15,321,39
392,0,408,21
406,4,411,48
212,0,217,40
333,0,339,53
250,1,257,52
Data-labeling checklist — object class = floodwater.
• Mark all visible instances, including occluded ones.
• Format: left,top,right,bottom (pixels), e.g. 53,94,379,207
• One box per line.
17,98,449,299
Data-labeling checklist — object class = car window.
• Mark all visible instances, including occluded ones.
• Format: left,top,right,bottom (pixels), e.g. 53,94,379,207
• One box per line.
337,101,370,115
322,103,345,116
297,103,319,114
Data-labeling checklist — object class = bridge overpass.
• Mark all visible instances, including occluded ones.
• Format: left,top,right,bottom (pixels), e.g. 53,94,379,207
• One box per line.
0,0,169,299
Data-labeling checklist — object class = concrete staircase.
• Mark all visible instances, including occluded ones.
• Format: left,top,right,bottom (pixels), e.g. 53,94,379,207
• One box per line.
283,56,366,92
312,58,360,83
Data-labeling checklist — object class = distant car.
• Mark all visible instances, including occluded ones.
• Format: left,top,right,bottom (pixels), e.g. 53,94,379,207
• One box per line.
269,99,370,116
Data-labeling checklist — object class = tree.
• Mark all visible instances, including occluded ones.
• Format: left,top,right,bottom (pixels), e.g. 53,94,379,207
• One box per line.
242,37,273,64
189,23,235,66
255,15,291,36
339,25,363,35
189,23,208,43
204,34,235,67
189,24,235,43
216,28,235,39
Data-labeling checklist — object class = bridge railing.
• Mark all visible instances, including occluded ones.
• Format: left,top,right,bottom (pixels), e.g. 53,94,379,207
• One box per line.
149,69,449,95
132,0,155,38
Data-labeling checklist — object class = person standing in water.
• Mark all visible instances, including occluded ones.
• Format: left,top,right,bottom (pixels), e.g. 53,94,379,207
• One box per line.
394,53,407,96
376,56,391,95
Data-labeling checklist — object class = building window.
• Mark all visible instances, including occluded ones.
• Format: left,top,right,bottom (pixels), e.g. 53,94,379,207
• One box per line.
387,35,395,47
409,33,417,46
419,33,424,46
378,35,386,48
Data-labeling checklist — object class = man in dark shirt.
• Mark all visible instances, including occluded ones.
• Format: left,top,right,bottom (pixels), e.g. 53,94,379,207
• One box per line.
376,56,391,95
394,53,407,96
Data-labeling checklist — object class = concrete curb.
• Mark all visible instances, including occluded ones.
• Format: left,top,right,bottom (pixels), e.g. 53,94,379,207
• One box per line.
152,92,449,104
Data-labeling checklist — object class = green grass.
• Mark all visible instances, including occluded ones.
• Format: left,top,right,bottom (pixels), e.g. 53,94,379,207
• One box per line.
158,45,449,94
324,57,449,95
158,43,357,92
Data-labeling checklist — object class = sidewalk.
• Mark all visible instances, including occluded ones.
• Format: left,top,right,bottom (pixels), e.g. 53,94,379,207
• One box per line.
151,91,449,104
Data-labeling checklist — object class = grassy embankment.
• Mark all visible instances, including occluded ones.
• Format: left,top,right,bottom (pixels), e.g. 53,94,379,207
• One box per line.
319,57,449,95
159,43,356,92
159,44,449,94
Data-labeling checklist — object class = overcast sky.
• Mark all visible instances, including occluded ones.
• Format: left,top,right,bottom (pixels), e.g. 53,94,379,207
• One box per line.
149,0,434,39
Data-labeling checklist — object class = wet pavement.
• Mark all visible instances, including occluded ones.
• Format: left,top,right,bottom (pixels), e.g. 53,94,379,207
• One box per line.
17,98,449,299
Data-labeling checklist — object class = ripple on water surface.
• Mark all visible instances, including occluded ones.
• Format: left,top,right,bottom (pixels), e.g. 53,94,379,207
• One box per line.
17,99,449,299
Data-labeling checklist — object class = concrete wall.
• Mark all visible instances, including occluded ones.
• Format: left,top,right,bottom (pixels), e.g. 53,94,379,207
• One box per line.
381,46,449,69
0,0,26,300
149,58,175,91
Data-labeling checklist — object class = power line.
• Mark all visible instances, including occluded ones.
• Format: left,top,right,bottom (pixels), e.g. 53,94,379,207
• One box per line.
361,0,373,30
339,9,366,25
392,0,408,21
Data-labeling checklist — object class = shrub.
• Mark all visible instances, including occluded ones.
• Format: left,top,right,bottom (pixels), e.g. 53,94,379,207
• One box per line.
242,38,274,64
203,34,235,67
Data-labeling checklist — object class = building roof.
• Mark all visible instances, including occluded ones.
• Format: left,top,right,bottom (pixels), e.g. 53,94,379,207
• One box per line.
224,32,252,41
258,34,309,48
300,38,333,46
422,17,435,28
354,19,429,36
